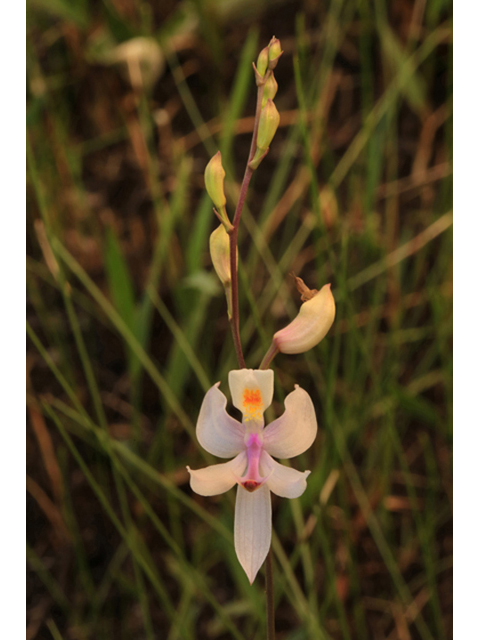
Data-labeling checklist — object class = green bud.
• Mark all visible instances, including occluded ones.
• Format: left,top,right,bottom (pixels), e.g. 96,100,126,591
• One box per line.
209,224,231,286
204,151,226,211
209,224,236,319
267,37,282,70
262,73,278,107
256,46,269,77
249,100,280,169
256,99,280,152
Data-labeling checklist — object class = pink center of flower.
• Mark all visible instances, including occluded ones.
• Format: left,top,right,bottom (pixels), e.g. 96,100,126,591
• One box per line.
240,433,267,492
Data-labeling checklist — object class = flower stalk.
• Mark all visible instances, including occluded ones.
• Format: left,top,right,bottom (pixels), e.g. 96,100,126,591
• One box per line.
259,342,279,371
226,44,282,640
266,551,275,640
228,65,270,369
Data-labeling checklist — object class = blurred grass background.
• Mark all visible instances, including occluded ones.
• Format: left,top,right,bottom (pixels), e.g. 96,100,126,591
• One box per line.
26,0,452,638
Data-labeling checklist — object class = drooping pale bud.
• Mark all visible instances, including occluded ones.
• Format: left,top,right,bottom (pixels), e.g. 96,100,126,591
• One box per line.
256,46,269,78
209,224,237,319
267,37,283,70
249,100,280,170
209,224,231,286
262,73,278,107
205,152,229,226
272,284,336,354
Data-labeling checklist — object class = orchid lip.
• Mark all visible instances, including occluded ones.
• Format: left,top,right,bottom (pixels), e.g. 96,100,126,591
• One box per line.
235,432,273,492
234,470,273,493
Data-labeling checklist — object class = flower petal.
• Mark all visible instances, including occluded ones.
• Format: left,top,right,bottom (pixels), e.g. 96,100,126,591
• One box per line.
187,452,247,496
196,383,245,457
261,452,310,498
228,369,274,421
262,385,317,458
234,483,271,584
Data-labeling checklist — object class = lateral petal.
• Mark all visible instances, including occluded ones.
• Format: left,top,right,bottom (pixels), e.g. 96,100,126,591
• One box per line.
196,383,245,457
187,451,247,496
261,452,310,498
234,484,272,584
262,385,317,458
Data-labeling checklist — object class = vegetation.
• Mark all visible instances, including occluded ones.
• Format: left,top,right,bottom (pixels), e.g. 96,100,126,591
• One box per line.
27,1,452,638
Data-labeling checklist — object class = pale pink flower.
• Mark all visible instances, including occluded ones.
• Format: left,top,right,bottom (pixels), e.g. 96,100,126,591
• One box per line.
187,369,317,583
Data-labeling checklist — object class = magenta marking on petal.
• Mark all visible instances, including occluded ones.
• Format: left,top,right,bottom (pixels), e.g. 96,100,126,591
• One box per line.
239,432,270,492
246,433,262,447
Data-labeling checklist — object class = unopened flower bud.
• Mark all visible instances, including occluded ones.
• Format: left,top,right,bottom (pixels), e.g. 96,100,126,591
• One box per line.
209,224,237,319
267,37,282,70
273,284,335,354
209,224,231,286
249,100,280,169
256,46,269,78
205,152,228,221
262,73,278,107
257,100,280,150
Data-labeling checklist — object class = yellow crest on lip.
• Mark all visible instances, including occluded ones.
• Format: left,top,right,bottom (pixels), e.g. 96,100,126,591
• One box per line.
242,388,262,420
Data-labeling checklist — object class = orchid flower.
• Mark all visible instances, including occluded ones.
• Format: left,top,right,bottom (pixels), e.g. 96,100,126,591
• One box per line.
187,369,317,584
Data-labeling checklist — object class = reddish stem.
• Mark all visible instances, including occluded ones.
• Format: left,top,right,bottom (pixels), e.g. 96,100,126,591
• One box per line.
259,342,279,370
227,66,276,640
228,76,267,369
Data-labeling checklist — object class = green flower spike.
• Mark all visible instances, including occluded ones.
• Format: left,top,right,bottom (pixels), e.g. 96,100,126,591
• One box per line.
249,100,280,170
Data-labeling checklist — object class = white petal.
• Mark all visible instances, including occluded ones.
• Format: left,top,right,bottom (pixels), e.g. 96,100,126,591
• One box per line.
261,452,310,498
262,385,317,459
228,369,274,420
196,383,245,457
234,483,271,584
187,452,247,496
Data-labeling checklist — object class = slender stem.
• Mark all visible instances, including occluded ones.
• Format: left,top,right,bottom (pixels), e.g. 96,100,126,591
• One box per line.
265,549,275,640
229,226,246,369
259,342,279,370
228,78,267,369
229,71,277,640
227,68,276,639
